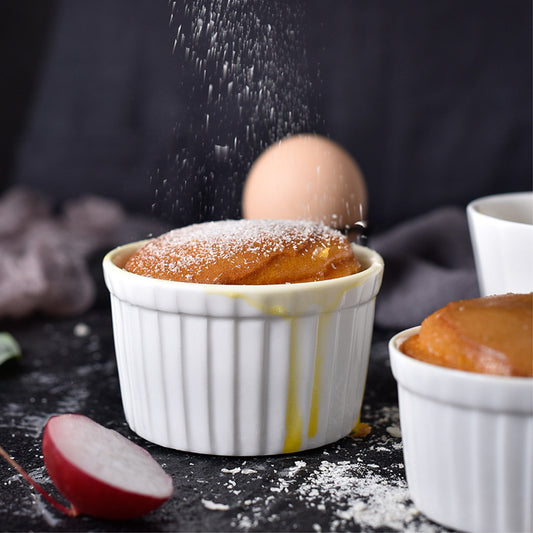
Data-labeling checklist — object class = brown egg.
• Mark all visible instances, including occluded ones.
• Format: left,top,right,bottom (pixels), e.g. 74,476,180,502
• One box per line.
242,134,367,230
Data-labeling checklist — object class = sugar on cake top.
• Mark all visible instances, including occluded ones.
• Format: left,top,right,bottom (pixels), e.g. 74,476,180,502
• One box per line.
124,219,363,285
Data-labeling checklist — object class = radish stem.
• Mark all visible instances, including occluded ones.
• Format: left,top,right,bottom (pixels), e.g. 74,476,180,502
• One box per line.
0,443,78,517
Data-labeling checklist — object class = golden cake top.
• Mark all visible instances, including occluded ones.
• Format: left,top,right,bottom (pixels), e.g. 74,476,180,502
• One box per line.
124,219,363,285
401,293,533,377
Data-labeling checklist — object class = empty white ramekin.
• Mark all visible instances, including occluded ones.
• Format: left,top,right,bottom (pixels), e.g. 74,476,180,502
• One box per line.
467,191,533,296
103,241,383,456
389,327,533,533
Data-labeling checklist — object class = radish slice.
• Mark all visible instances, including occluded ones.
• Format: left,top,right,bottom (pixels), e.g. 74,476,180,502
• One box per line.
42,414,173,520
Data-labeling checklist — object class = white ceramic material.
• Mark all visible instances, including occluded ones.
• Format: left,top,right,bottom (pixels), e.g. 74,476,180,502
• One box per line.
467,191,533,296
103,241,383,456
389,327,533,533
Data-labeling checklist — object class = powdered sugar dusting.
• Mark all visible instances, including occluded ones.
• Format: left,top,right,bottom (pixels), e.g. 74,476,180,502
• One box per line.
298,460,417,531
143,219,341,256
125,219,358,283
206,405,449,532
202,499,230,511
154,1,318,224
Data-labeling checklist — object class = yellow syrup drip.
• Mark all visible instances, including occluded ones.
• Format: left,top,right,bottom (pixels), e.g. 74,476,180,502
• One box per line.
282,319,303,453
307,310,334,439
202,247,383,455
307,347,322,439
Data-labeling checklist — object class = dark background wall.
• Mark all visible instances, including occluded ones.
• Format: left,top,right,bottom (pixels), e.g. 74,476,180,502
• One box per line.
1,0,531,232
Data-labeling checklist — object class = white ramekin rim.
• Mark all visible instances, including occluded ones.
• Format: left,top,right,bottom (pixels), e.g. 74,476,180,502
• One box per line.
102,240,384,297
467,190,533,228
389,327,533,415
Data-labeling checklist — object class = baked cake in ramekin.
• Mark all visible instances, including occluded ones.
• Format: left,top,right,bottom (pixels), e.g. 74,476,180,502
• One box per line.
103,219,383,456
389,293,533,532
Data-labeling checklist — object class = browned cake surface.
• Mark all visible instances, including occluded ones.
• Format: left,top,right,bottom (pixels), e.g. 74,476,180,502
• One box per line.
401,293,533,377
124,219,362,285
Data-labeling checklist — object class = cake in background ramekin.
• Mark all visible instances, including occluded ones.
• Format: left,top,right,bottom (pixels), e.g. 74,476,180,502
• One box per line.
389,293,533,533
401,293,532,377
103,220,383,456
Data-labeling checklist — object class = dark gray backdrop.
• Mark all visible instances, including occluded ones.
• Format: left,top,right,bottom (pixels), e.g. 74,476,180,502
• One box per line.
1,0,531,232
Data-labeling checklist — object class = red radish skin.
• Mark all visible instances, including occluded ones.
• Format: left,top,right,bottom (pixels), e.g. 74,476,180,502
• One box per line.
42,414,173,520
0,414,173,520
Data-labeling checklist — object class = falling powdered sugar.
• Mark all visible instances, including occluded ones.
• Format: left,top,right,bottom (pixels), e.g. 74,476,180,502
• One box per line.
155,1,320,224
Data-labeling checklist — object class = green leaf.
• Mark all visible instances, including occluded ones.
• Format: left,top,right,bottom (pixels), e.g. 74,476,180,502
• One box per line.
0,333,21,366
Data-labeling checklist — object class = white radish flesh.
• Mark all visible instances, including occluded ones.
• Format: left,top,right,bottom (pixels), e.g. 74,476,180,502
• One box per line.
42,414,173,519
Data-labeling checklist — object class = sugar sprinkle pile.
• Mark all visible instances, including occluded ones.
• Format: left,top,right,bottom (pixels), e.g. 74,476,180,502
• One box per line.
198,405,448,532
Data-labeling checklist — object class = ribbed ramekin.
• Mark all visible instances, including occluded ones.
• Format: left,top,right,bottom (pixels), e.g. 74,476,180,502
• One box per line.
103,241,383,456
389,327,533,533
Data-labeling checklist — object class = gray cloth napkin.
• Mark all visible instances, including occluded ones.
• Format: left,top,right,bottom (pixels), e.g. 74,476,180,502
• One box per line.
370,206,479,330
0,187,163,319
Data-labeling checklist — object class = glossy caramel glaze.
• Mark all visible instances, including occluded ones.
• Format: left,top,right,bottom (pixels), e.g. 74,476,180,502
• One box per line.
401,293,533,377
124,219,362,285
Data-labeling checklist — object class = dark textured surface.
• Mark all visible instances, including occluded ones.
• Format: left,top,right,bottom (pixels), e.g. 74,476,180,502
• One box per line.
0,277,452,532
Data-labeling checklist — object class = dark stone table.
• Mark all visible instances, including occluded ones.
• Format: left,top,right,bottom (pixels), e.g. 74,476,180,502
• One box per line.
0,262,452,532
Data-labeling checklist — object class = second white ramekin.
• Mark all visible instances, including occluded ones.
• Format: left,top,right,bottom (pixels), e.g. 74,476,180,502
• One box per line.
103,241,383,456
389,327,533,533
467,191,533,296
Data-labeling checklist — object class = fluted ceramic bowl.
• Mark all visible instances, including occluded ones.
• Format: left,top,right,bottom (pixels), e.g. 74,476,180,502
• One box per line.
389,327,533,533
103,241,383,456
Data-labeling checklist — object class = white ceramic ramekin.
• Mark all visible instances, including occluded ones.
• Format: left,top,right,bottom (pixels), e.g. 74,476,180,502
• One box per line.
389,327,533,533
467,191,533,296
103,241,383,456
